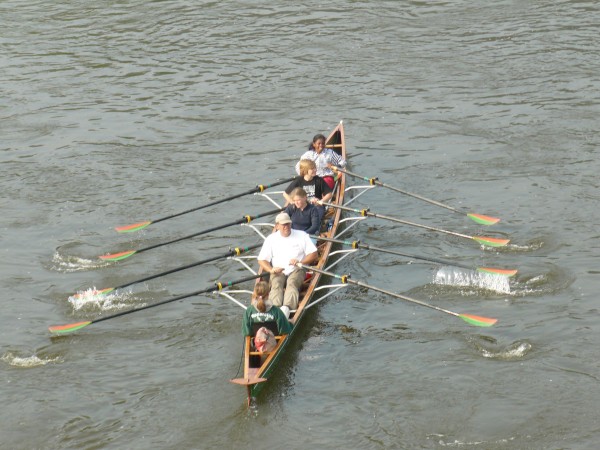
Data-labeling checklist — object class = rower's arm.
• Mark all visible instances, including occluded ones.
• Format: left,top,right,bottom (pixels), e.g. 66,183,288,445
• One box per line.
258,259,273,274
302,251,318,266
320,192,333,203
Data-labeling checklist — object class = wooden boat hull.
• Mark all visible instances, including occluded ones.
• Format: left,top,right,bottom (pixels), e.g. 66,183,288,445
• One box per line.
231,122,347,404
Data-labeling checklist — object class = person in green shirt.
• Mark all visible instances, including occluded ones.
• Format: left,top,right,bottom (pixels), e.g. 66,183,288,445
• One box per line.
242,281,292,337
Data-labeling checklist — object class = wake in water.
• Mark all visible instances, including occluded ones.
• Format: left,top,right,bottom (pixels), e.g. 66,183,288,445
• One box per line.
433,266,511,294
50,249,111,273
507,264,575,298
1,352,62,368
467,335,533,360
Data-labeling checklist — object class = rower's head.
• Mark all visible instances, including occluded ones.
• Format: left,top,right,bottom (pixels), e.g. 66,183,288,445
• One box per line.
299,159,317,179
275,212,292,237
310,134,326,153
291,187,308,210
253,281,270,313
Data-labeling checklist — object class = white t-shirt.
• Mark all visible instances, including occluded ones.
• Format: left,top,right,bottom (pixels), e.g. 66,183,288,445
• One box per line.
258,229,318,275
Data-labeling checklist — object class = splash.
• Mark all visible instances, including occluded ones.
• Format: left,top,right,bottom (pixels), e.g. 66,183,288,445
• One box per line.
68,288,138,312
481,341,532,360
433,267,511,294
1,352,61,368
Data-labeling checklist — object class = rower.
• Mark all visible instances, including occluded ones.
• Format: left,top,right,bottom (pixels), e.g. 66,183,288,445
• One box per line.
283,159,332,222
257,212,318,318
284,188,321,238
242,281,291,337
295,133,346,189
242,281,292,366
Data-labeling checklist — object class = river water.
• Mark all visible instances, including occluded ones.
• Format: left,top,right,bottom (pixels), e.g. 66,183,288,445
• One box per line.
2,1,600,449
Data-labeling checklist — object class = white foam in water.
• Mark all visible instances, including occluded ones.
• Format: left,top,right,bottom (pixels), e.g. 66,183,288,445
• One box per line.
69,288,134,312
51,251,110,273
1,352,61,368
482,342,532,360
434,267,511,294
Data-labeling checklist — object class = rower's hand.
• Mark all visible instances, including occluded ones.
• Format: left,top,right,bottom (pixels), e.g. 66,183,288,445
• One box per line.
271,267,284,274
289,259,298,266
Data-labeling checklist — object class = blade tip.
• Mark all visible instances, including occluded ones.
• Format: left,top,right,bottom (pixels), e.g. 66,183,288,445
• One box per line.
99,251,135,261
48,321,92,334
468,214,501,225
115,221,151,233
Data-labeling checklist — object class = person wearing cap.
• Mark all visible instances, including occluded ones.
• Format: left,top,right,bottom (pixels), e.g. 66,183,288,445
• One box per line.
257,212,318,318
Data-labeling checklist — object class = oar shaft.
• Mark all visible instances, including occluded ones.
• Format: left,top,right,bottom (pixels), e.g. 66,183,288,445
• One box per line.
333,167,502,226
379,182,460,213
368,211,474,240
323,203,474,240
334,167,461,214
127,177,295,227
112,244,262,291
133,208,282,255
314,235,474,272
299,264,458,317
91,273,268,326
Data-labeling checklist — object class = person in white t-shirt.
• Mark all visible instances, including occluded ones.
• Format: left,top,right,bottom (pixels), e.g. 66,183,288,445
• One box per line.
257,212,318,318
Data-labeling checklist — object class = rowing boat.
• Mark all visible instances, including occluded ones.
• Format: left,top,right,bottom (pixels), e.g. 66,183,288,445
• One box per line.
47,119,503,404
230,121,347,404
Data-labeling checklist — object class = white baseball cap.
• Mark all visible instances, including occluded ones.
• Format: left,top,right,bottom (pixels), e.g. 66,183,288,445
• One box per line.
275,212,292,224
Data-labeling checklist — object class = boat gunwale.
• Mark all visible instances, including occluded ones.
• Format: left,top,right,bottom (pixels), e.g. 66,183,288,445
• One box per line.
238,122,347,399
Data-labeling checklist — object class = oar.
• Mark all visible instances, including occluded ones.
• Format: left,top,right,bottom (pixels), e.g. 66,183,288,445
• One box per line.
75,243,262,298
100,207,282,261
115,177,295,233
314,236,517,277
297,264,497,327
49,273,268,335
332,167,500,225
323,203,509,248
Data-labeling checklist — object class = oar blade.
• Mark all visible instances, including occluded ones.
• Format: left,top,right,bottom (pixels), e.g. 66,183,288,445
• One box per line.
477,267,518,277
99,250,136,261
115,221,152,233
473,236,510,247
467,213,500,226
459,314,498,327
49,321,92,334
72,287,115,299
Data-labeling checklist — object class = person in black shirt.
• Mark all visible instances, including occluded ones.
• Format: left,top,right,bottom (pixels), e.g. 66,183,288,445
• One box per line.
284,159,332,222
